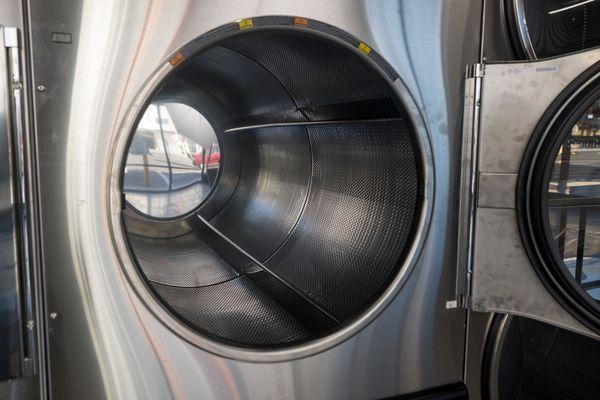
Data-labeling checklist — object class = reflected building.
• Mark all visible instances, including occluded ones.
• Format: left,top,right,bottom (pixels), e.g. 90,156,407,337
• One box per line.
549,99,600,299
123,103,220,219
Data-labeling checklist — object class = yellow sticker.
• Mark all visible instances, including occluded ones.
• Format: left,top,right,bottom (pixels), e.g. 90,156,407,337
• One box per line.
294,17,309,27
358,42,372,55
169,52,185,66
238,18,254,30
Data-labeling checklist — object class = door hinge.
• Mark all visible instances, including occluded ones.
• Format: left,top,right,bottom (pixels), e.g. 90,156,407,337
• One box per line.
3,27,18,48
452,63,484,309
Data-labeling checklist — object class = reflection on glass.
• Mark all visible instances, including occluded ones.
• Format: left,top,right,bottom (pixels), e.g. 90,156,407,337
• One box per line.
123,103,220,218
548,98,600,300
520,0,600,58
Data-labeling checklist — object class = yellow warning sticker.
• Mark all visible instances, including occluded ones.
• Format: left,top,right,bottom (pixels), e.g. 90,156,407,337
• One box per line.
238,18,254,30
294,17,309,27
358,42,372,55
169,52,185,66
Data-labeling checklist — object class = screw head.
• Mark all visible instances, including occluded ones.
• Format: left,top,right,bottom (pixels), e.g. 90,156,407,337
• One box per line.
26,320,35,329
37,84,46,92
49,312,58,320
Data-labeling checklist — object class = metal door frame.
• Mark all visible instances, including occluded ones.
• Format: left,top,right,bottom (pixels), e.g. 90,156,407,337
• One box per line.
457,47,600,339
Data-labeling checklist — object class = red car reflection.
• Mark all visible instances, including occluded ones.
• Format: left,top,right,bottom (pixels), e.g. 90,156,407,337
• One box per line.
193,143,220,172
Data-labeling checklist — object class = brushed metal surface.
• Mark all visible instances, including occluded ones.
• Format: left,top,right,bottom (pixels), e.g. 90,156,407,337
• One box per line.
208,125,311,262
0,375,39,400
28,0,481,398
0,25,23,380
473,49,600,340
128,233,239,288
472,207,596,338
5,25,38,378
479,50,600,175
261,120,419,321
1,23,38,384
0,1,45,398
477,173,517,209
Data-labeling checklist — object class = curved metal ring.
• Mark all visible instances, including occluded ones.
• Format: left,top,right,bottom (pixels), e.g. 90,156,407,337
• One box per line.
106,15,435,362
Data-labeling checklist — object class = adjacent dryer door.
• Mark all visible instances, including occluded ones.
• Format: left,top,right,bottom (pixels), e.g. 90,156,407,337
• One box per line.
462,47,600,337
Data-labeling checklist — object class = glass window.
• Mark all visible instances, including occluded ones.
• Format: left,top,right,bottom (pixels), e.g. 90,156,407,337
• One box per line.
123,103,220,218
547,98,600,300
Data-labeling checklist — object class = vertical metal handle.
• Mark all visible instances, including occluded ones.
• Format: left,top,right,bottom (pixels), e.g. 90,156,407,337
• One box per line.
1,26,37,378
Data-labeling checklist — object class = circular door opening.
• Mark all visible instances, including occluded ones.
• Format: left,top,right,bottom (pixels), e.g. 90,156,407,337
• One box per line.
505,0,600,60
484,315,600,400
116,19,427,350
519,64,600,333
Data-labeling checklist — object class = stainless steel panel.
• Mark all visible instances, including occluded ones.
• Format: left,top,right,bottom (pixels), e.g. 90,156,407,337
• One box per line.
0,23,38,387
477,173,517,209
28,0,481,398
0,0,22,30
5,25,37,379
479,50,600,175
472,207,596,338
455,65,483,309
0,2,44,399
472,49,600,338
0,25,23,381
0,376,38,400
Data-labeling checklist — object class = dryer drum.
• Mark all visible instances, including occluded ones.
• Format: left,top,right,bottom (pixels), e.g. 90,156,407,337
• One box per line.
120,25,424,347
505,0,600,59
483,315,600,400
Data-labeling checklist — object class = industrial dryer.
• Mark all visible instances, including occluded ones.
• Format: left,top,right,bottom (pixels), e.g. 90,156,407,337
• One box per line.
0,1,480,399
2,0,600,399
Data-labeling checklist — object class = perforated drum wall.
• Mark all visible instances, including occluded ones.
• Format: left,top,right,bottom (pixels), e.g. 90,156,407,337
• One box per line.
122,24,424,347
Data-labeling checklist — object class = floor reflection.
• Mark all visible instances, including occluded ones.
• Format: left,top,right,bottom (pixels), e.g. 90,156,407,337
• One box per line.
125,180,213,219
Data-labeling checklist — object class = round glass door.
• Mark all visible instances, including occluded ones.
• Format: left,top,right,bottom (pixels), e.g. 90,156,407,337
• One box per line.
519,65,600,333
547,97,600,300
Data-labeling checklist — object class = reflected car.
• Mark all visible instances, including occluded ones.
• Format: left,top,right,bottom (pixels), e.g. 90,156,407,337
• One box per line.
192,150,204,168
205,143,220,170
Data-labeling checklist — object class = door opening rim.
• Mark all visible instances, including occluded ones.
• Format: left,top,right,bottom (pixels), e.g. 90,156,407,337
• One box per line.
518,62,600,336
106,16,434,362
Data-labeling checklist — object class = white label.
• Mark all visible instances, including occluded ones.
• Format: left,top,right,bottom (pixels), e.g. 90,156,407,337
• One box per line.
506,66,559,75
